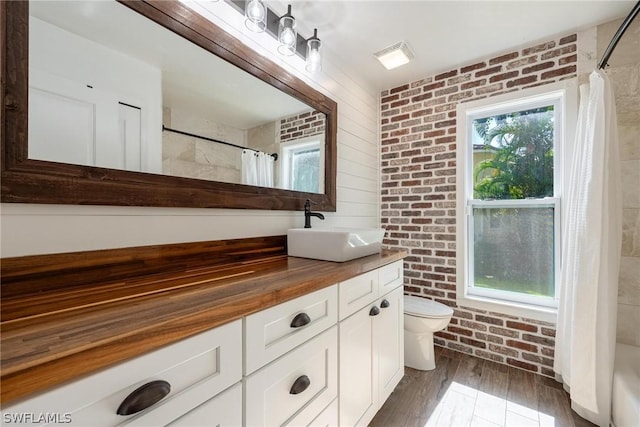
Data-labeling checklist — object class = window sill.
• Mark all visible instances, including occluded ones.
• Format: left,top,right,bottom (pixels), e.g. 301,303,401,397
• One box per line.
457,294,557,323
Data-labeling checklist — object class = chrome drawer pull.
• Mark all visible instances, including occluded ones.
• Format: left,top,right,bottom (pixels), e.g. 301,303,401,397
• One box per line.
290,312,311,328
117,380,171,416
289,375,311,395
369,306,380,316
380,299,390,308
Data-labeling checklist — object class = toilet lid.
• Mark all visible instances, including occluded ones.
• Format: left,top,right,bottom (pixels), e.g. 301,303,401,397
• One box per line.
404,295,454,318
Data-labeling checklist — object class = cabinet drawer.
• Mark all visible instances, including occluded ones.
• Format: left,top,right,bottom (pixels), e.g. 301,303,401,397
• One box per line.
4,320,242,427
379,260,404,294
339,270,379,320
166,383,242,427
245,285,337,374
245,326,338,427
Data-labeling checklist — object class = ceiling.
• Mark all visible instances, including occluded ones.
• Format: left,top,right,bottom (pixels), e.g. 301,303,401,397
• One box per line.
268,0,637,91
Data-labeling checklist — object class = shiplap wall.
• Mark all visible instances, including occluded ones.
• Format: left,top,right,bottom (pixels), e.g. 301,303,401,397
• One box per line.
0,0,380,257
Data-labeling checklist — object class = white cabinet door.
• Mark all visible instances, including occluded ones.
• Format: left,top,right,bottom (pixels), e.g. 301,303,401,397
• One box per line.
376,286,404,404
339,304,378,427
167,383,242,427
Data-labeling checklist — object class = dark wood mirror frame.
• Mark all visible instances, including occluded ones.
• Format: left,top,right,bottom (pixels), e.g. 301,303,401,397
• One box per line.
0,1,337,211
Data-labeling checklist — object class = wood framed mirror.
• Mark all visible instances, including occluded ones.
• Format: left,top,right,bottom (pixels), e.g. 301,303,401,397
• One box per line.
0,0,337,211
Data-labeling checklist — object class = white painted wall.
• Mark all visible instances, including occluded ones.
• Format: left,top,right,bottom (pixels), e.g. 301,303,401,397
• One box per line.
0,1,380,257
29,16,163,174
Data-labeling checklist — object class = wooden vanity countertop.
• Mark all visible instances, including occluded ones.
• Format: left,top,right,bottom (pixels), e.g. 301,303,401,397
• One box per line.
0,236,406,405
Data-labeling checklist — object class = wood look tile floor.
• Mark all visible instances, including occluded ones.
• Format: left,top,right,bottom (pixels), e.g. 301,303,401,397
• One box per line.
370,347,596,427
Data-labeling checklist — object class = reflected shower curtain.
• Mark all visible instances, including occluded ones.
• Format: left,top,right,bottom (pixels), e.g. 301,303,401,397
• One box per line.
241,150,274,187
554,70,622,427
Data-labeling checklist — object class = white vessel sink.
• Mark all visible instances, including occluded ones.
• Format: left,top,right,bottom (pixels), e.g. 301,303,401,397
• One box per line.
287,227,386,262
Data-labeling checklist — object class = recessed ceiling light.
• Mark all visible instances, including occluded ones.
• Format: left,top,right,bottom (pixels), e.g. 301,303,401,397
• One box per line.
374,42,415,70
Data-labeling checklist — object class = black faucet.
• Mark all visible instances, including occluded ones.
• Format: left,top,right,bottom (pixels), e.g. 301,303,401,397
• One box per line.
304,199,325,228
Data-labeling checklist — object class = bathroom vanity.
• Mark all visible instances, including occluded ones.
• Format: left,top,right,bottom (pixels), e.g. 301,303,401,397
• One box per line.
0,236,406,426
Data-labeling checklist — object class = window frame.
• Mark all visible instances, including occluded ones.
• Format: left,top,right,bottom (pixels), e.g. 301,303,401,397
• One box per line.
456,80,578,322
279,136,325,193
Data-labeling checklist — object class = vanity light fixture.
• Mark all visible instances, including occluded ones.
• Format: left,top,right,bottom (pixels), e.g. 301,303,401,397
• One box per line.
374,41,415,70
305,28,322,72
244,0,266,33
277,4,297,56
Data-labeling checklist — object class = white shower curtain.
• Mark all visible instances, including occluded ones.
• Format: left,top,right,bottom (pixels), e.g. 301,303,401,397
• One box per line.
554,70,622,427
241,150,274,187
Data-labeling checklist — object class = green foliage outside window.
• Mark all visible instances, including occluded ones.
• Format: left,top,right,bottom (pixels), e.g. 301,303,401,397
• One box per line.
473,107,554,200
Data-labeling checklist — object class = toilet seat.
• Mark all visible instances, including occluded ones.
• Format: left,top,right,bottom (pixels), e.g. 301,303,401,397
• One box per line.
404,295,453,319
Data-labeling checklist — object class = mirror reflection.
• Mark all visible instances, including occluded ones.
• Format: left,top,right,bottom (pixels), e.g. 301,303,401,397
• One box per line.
27,0,326,193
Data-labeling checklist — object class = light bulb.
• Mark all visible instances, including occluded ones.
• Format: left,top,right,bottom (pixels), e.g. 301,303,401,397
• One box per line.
281,28,295,46
277,7,297,56
305,29,322,72
244,0,266,33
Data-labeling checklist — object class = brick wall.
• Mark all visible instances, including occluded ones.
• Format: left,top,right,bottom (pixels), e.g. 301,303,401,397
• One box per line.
380,34,577,377
279,110,325,143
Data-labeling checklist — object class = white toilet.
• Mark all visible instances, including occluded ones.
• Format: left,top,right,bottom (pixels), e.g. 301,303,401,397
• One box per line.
404,295,454,371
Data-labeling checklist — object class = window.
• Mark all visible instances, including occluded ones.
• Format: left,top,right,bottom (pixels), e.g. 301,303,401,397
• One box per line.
456,81,577,321
280,138,324,193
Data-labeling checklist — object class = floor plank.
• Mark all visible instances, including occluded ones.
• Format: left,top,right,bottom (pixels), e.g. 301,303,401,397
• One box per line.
369,348,597,427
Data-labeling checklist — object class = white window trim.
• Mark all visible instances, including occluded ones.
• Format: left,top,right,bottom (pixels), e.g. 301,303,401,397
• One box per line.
455,80,578,323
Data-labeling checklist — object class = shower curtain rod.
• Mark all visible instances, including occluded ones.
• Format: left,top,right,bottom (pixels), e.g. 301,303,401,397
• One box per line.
162,125,278,160
598,0,640,69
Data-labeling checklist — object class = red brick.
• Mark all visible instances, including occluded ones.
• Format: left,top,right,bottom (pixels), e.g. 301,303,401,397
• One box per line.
541,45,576,60
559,54,577,65
506,321,538,332
411,93,433,103
506,56,538,69
461,79,487,90
522,353,553,367
476,65,503,77
476,315,504,326
435,331,457,341
541,65,576,79
522,333,555,347
381,94,399,104
461,61,487,73
489,326,519,338
541,327,556,337
507,75,538,88
559,34,577,45
435,70,458,80
488,344,518,357
489,51,519,65
522,61,555,74
490,71,519,83
475,349,505,363
506,339,538,353
448,326,473,337
460,337,487,349
423,81,446,92
522,41,555,56
435,86,458,96
434,119,456,129
390,84,409,94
